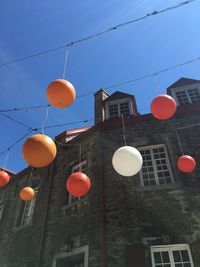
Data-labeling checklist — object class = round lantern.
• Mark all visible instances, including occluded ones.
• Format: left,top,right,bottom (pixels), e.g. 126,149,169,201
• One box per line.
66,172,91,197
112,146,143,176
150,94,177,120
177,155,196,173
20,187,35,201
46,79,76,108
0,170,10,188
22,134,57,168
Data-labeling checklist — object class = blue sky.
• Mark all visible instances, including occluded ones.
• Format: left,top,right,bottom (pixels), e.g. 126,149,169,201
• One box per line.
0,0,200,172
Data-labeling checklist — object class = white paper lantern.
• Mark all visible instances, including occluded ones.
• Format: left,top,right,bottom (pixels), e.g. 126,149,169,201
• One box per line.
112,146,143,176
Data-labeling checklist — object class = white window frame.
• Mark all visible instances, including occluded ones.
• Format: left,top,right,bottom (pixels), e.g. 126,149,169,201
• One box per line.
52,245,89,267
68,160,87,205
19,190,37,226
105,98,133,119
138,144,174,187
172,85,200,106
151,244,194,267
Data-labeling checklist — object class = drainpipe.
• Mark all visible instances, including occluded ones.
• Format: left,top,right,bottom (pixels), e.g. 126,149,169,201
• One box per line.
99,135,105,267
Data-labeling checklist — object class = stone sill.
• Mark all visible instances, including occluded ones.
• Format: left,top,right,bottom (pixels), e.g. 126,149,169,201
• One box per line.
13,222,32,232
61,196,88,212
137,183,180,192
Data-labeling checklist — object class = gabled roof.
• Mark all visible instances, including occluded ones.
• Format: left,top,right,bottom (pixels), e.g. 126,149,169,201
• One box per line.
167,77,200,90
103,91,134,103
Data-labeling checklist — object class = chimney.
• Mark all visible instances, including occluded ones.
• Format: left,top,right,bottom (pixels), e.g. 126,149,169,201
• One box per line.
94,89,109,124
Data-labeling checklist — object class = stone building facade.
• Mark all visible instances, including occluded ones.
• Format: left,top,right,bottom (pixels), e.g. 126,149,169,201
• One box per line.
0,77,200,267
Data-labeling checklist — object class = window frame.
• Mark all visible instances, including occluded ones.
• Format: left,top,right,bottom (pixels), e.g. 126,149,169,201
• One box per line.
172,86,200,106
138,144,174,187
68,160,87,205
105,98,133,119
151,244,194,267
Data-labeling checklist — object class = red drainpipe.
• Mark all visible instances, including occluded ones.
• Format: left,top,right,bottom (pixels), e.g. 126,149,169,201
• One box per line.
99,138,105,267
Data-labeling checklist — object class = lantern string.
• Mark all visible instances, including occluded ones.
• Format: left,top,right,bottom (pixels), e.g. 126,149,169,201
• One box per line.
0,0,196,69
79,144,82,171
175,129,184,155
62,46,70,80
121,115,127,146
28,168,34,187
41,105,51,134
155,73,161,95
3,149,10,171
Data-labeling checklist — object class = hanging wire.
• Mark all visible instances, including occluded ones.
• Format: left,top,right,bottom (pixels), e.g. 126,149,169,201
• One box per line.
2,149,10,171
121,114,127,146
155,73,161,95
27,167,34,187
0,104,50,113
0,129,33,155
0,0,197,68
79,144,82,171
62,46,70,79
0,112,33,130
175,129,184,155
41,105,51,134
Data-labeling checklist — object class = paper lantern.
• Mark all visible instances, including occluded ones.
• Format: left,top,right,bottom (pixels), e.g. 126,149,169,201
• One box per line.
66,172,91,197
151,94,177,120
177,155,196,173
20,187,35,201
112,146,143,176
0,170,10,188
22,134,57,168
46,79,76,108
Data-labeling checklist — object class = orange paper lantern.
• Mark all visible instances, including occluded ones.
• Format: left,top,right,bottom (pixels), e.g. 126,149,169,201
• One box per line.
20,187,35,201
177,155,196,173
0,171,10,188
22,134,57,168
46,79,76,108
66,172,91,197
151,94,177,120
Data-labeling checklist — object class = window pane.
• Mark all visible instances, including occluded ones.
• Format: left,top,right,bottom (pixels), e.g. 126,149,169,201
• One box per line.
109,104,118,118
183,263,191,267
175,264,182,267
154,252,162,263
173,251,181,262
120,102,130,115
162,252,170,263
175,91,190,105
188,88,200,103
181,250,189,261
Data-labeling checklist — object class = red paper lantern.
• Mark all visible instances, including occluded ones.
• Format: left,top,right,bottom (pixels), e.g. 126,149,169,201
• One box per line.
66,172,91,197
0,170,10,188
151,94,177,120
177,155,196,173
20,187,35,201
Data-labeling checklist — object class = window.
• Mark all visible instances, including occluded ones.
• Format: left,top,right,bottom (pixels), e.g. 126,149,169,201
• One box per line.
139,145,173,187
0,203,4,220
173,88,200,106
68,161,87,205
107,100,131,118
18,190,37,227
151,244,194,267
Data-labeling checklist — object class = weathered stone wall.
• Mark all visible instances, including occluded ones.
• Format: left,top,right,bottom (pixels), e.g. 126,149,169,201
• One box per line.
0,106,200,267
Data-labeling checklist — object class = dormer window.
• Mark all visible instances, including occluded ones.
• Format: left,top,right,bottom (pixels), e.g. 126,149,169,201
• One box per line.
105,98,133,119
172,87,200,106
108,101,130,118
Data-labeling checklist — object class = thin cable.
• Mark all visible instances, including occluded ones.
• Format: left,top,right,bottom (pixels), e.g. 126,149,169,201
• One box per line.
121,114,127,146
0,55,199,114
0,104,50,113
79,144,82,171
0,112,33,130
0,129,33,155
3,149,10,171
155,73,161,95
41,105,51,134
28,167,33,187
175,129,184,155
63,46,70,79
176,122,200,130
0,0,197,68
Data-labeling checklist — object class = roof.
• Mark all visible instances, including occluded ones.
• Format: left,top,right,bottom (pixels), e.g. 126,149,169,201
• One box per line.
55,126,91,140
167,77,200,90
103,91,134,103
0,167,16,175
